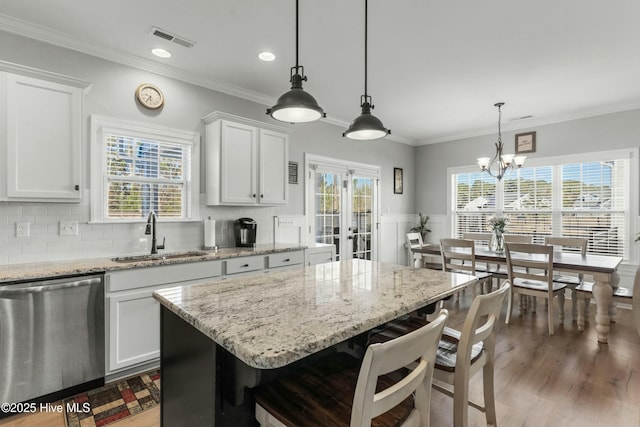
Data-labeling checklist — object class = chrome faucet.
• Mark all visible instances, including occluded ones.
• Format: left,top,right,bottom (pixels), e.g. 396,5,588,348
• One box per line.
144,211,165,255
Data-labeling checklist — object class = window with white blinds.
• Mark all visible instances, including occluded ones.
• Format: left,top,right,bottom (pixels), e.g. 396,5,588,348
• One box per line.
105,135,188,218
453,172,497,238
451,149,636,259
91,116,199,222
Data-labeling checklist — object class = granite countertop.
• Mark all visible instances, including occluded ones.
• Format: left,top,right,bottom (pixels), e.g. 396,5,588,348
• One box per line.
153,259,478,370
0,243,306,283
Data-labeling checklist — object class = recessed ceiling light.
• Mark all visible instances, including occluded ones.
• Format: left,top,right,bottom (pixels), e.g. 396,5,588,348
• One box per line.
258,51,276,62
151,48,172,58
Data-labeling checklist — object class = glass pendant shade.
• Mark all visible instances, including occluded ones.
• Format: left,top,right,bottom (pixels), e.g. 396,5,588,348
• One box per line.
344,100,390,140
268,70,324,123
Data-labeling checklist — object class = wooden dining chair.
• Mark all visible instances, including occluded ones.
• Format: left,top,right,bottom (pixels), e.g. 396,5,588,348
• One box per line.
487,234,533,284
462,232,497,282
545,237,591,320
432,281,510,427
406,232,441,270
369,282,511,427
253,310,449,427
406,232,424,267
503,234,533,243
440,238,493,296
505,242,566,335
574,266,640,333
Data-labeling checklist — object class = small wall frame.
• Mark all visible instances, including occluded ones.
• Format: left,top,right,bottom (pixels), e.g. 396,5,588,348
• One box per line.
288,161,298,184
515,131,536,154
394,167,403,194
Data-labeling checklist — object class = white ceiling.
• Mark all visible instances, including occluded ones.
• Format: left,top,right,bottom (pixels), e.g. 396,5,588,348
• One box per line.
1,0,640,146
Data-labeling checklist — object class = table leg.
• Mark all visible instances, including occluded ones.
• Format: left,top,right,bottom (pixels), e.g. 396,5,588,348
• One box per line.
591,272,619,344
577,293,585,331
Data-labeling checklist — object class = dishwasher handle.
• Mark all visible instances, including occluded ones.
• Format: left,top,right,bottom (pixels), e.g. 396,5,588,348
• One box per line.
0,277,102,296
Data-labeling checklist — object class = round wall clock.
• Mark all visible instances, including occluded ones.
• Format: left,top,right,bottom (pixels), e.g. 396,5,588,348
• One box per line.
135,83,164,109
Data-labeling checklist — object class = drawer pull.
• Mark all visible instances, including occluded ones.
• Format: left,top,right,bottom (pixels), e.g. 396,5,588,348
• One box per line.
242,264,249,267
283,258,290,262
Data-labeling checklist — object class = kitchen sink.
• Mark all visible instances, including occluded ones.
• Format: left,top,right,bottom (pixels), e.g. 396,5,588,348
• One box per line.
112,250,210,263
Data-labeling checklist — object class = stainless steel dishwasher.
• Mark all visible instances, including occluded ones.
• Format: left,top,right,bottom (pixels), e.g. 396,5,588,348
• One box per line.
0,275,104,404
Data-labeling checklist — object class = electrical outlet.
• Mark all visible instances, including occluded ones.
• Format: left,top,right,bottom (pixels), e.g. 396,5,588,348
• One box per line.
16,222,30,238
60,220,79,236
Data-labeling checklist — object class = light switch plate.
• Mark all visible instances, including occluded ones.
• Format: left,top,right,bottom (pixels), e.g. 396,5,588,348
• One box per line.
60,220,79,236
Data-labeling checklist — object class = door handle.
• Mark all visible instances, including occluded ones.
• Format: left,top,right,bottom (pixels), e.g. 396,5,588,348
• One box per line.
0,277,102,295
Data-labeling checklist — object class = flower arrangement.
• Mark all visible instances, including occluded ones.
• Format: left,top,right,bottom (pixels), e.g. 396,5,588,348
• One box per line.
487,216,508,233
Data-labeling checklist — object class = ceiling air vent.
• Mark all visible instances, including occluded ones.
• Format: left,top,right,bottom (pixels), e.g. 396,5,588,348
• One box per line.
150,27,196,48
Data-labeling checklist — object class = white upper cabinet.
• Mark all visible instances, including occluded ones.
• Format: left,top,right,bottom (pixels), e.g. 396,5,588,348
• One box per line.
259,129,288,204
0,64,90,202
204,111,289,206
220,120,259,204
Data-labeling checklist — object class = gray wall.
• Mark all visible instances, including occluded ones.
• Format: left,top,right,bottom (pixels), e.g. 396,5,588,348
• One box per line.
415,109,640,215
0,31,415,262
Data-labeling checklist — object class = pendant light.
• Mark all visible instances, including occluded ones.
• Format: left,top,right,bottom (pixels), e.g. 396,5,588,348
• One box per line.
477,102,526,181
343,0,390,140
267,0,325,123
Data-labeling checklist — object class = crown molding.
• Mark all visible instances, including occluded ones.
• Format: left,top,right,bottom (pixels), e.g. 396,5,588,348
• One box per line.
0,13,275,105
417,102,640,146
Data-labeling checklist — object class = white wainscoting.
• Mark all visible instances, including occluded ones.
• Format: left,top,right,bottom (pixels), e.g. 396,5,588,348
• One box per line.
379,214,416,266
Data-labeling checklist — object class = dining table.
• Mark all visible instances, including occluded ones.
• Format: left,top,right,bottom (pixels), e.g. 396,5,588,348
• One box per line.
153,259,479,427
413,243,623,343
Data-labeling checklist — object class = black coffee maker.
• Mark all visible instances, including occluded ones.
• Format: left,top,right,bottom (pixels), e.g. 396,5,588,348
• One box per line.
234,217,257,247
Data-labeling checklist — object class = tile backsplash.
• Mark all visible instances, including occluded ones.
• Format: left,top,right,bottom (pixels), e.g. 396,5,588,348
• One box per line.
0,196,282,265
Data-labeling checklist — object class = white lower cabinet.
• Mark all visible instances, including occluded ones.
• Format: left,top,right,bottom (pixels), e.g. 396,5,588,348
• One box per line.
105,259,222,376
105,250,305,376
107,286,163,372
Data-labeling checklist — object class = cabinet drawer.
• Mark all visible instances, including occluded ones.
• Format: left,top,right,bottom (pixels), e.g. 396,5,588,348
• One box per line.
107,260,222,292
225,256,265,275
268,251,303,269
308,250,335,266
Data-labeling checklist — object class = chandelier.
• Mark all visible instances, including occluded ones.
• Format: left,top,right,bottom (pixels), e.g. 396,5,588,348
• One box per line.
477,102,526,181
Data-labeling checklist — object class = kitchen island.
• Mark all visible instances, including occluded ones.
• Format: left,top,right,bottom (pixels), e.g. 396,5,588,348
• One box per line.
153,259,478,427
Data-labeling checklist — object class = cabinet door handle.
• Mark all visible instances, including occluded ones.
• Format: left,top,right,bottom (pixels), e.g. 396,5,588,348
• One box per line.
252,194,256,198
75,184,80,191
260,194,264,198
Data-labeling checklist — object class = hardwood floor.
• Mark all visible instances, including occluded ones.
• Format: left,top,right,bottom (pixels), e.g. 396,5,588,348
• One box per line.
2,293,638,427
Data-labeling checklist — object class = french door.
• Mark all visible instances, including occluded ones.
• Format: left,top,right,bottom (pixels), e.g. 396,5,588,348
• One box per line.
306,155,380,261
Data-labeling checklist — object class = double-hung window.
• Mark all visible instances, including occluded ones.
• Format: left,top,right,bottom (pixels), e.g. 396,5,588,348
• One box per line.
450,148,637,260
91,116,200,222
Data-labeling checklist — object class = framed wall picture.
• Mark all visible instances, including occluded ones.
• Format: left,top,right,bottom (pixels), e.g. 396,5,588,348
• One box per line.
394,167,403,194
515,131,536,154
288,161,298,184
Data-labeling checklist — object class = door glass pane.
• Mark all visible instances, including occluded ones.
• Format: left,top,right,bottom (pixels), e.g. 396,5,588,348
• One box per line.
352,176,373,260
314,172,342,260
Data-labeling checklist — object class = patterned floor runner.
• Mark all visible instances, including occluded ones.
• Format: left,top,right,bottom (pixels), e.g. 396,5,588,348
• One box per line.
63,370,160,427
